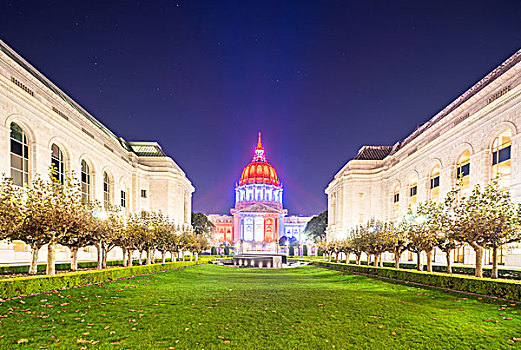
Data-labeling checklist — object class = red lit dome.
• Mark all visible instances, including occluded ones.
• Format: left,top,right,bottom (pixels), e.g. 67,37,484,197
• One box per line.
238,133,281,187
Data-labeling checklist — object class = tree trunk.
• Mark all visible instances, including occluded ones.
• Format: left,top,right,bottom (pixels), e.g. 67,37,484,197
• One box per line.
102,249,108,269
122,248,127,267
29,246,40,275
195,252,199,261
190,252,193,261
335,252,339,263
394,250,401,268
416,251,421,271
356,254,361,265
445,250,452,274
470,243,483,278
71,247,79,271
46,240,57,276
491,246,499,279
96,243,103,270
170,251,177,262
328,253,331,262
127,250,133,267
146,249,151,264
426,250,432,272
181,250,185,261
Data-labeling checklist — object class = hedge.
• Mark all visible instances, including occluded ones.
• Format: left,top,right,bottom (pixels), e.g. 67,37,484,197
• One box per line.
0,256,221,275
0,258,212,299
312,261,521,301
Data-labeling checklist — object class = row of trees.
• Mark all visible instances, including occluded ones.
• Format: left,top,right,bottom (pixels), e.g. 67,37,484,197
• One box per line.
0,172,209,275
318,178,521,279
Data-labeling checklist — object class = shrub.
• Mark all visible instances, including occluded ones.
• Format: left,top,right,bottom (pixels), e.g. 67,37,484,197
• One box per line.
0,258,212,299
312,261,521,301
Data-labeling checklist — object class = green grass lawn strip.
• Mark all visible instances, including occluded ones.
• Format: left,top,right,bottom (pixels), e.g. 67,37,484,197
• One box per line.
0,265,520,349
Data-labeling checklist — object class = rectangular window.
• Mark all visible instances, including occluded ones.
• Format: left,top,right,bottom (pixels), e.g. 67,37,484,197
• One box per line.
409,186,417,197
493,145,511,165
430,176,440,189
141,189,147,198
457,163,470,177
393,193,399,203
121,190,126,208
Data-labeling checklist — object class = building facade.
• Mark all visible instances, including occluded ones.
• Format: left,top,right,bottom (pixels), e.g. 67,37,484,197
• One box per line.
209,133,311,252
0,40,194,264
326,48,521,267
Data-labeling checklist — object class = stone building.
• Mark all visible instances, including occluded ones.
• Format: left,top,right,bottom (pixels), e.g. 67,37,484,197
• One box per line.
326,48,521,267
0,40,194,264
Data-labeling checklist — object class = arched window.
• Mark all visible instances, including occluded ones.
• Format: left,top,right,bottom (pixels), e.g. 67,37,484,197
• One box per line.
409,178,418,208
51,144,64,184
456,150,471,198
430,165,440,201
492,129,512,188
392,185,400,219
10,122,29,186
80,160,90,203
103,172,111,208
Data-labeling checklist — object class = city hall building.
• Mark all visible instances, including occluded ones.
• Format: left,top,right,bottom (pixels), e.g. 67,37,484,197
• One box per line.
209,134,311,252
0,40,194,264
326,48,521,267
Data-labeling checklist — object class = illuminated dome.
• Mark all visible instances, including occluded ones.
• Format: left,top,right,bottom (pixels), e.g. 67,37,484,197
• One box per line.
239,134,280,186
235,133,283,207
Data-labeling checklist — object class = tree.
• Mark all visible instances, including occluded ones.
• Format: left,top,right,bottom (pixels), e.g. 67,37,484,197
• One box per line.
303,211,328,243
0,176,23,242
191,212,215,236
348,226,365,265
430,189,461,274
358,218,391,267
90,205,124,269
10,173,87,275
59,206,95,271
412,204,442,272
454,179,521,278
338,239,353,264
385,221,408,268
316,239,328,261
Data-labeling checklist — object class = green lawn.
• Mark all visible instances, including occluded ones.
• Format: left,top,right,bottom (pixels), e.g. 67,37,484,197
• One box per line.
0,264,520,349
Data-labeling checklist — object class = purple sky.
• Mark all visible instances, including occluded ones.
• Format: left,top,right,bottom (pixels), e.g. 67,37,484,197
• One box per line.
2,1,521,216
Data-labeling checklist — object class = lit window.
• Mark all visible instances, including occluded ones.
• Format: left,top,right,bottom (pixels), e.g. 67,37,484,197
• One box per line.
51,144,64,184
456,150,470,198
392,185,400,218
409,178,418,208
81,160,90,203
492,129,512,188
430,165,440,201
121,190,126,208
10,122,28,186
103,172,111,208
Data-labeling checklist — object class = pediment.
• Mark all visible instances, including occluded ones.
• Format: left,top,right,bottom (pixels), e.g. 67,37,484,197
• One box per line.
236,202,283,214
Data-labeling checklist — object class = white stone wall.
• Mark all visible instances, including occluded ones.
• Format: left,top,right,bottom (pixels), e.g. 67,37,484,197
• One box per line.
0,40,194,265
326,48,521,266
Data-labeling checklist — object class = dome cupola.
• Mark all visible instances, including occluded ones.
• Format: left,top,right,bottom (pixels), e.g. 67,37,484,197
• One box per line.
238,132,280,186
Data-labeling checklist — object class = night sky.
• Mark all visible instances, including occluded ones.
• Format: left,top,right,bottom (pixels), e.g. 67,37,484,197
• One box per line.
2,1,521,216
